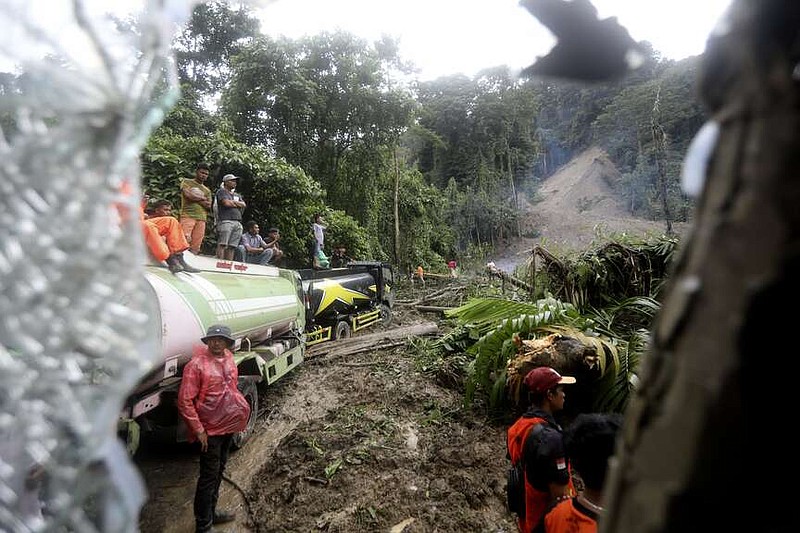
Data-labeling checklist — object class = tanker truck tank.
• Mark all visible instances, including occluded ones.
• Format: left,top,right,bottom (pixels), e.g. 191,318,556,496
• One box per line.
122,255,306,445
132,261,304,396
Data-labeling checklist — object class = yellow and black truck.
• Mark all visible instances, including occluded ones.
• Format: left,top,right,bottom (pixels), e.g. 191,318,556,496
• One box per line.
300,261,395,345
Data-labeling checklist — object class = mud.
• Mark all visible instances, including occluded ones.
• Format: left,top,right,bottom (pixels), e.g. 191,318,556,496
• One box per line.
136,297,517,533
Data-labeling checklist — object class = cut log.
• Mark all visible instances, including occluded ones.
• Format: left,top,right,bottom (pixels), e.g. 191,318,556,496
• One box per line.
415,305,454,314
307,322,439,360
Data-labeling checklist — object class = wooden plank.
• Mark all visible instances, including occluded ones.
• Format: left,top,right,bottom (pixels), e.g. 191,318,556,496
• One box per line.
307,322,439,360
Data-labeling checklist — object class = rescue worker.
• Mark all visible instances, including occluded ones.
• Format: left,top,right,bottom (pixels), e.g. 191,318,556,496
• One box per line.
536,412,623,533
507,366,576,532
177,324,251,533
143,199,200,274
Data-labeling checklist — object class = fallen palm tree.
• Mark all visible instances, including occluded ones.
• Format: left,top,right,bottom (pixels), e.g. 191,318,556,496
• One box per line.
527,236,678,311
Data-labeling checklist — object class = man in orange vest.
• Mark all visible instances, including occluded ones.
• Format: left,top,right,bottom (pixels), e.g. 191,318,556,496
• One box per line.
537,412,623,533
507,367,576,532
142,199,200,274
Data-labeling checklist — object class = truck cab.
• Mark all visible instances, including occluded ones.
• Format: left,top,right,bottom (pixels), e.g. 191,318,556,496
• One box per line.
298,261,394,343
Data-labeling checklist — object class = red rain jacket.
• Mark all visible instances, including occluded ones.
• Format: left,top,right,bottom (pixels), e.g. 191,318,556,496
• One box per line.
177,344,250,439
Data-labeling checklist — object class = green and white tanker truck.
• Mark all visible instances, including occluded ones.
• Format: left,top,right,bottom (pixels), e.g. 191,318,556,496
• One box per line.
119,254,393,455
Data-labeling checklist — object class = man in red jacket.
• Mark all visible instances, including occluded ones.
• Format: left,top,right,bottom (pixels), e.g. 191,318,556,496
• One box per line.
507,366,576,532
178,324,251,533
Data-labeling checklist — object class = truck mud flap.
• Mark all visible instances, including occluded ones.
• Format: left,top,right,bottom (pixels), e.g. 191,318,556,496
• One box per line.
118,418,141,456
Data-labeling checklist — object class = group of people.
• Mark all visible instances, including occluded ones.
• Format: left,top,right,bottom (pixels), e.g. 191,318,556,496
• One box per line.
151,164,361,273
508,366,622,533
141,163,290,272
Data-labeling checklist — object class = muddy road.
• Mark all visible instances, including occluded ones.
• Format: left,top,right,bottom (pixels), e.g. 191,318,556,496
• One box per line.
135,299,518,533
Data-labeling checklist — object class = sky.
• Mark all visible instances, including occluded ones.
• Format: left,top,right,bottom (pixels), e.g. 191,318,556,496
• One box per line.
256,0,734,80
0,0,733,79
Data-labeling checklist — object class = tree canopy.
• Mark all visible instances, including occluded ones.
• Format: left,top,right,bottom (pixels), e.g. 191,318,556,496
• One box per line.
139,1,706,269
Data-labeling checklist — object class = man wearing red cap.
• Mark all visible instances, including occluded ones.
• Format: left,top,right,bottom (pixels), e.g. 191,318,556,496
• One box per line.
507,366,576,532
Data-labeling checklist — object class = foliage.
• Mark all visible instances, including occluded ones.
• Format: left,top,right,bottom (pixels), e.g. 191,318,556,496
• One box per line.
158,85,218,138
439,297,589,406
173,1,261,95
431,263,663,412
221,31,416,216
590,58,704,221
527,235,678,312
411,69,539,249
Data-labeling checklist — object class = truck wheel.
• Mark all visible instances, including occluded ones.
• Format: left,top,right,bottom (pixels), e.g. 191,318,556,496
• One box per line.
118,419,141,457
232,380,259,450
335,320,352,340
379,304,392,326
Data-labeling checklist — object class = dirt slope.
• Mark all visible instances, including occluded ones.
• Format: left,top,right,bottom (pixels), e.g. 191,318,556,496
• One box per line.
493,146,684,271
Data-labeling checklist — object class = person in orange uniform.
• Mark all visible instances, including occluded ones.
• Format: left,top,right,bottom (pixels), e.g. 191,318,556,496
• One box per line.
507,367,576,532
177,325,251,533
142,199,200,274
536,413,622,533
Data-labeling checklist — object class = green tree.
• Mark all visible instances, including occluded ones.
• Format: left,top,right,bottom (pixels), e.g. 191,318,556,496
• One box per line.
173,1,261,95
221,31,416,217
412,68,538,249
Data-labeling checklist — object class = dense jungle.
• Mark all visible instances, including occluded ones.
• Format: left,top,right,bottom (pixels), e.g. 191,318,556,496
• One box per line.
100,1,703,275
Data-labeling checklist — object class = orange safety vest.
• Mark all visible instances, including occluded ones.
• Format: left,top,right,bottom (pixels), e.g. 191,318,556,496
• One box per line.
543,498,598,533
507,416,550,532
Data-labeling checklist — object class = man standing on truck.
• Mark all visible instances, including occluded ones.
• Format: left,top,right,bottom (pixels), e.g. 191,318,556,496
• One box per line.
177,324,251,533
215,174,246,260
179,163,213,255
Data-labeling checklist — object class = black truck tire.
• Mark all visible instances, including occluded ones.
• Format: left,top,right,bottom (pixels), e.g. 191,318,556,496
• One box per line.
335,320,352,340
232,380,259,450
379,303,392,326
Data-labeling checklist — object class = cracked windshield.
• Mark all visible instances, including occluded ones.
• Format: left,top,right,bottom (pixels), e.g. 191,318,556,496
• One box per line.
5,1,785,533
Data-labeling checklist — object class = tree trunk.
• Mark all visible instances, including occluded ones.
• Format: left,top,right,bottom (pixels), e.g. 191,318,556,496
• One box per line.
306,322,439,361
602,1,800,532
393,147,401,264
651,87,673,234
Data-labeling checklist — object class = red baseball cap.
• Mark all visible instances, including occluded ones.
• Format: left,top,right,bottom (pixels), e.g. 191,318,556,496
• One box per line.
523,367,576,393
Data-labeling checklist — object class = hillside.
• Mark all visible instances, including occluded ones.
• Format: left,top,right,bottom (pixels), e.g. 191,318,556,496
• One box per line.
492,146,686,271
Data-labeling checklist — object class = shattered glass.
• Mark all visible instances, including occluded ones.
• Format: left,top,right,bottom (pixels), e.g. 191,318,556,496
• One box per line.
0,1,190,530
